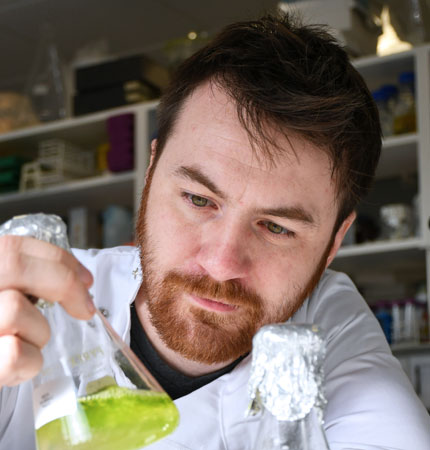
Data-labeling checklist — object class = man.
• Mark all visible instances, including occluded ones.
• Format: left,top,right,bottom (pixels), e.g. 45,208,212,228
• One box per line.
0,13,429,450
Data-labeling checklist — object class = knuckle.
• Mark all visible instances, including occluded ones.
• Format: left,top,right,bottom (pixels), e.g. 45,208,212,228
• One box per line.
0,336,43,384
50,243,68,264
59,267,80,300
0,291,25,331
0,235,21,253
0,237,22,282
6,290,25,313
28,351,44,377
40,319,51,348
0,335,23,372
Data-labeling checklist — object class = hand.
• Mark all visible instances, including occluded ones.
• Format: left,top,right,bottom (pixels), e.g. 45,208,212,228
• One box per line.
0,235,94,388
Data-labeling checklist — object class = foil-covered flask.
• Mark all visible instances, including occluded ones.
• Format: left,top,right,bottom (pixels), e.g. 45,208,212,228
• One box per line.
247,323,329,450
0,214,179,450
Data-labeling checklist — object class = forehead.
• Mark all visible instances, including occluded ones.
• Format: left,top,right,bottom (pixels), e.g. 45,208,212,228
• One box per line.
156,83,340,229
169,82,334,179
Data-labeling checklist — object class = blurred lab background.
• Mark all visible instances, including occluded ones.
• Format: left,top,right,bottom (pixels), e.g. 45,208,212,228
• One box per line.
1,0,430,410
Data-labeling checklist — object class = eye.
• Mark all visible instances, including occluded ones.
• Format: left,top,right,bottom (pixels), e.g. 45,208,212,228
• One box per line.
267,221,284,234
182,192,214,208
190,195,208,207
262,220,294,237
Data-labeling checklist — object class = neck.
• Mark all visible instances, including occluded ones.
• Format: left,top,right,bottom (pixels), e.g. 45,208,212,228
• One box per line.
134,286,236,377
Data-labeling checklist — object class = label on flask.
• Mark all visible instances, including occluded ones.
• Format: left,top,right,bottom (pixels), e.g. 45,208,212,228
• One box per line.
33,376,77,429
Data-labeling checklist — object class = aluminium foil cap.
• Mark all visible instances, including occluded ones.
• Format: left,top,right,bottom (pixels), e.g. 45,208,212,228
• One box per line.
247,323,327,422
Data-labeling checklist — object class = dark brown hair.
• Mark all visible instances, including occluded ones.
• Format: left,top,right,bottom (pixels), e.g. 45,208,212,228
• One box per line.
154,13,381,231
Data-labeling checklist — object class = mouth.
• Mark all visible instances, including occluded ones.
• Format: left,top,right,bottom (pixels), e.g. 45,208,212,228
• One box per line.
189,295,238,312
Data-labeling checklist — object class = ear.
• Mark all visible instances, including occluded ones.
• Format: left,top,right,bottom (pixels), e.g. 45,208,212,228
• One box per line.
144,139,158,184
325,211,356,268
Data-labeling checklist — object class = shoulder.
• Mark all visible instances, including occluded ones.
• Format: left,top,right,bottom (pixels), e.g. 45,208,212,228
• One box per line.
72,245,140,271
293,269,387,356
72,246,141,295
304,268,368,316
294,269,430,448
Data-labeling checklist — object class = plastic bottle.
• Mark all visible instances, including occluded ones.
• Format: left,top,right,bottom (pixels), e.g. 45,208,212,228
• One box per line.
416,283,429,342
391,300,405,345
404,299,420,344
373,300,393,344
393,71,416,135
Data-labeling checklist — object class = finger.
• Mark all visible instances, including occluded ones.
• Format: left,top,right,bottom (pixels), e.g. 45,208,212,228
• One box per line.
0,235,93,288
0,290,50,349
0,238,95,320
0,335,43,387
1,255,95,320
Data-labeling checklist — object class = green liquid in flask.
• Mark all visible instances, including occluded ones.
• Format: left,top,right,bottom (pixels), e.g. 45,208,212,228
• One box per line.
35,386,179,450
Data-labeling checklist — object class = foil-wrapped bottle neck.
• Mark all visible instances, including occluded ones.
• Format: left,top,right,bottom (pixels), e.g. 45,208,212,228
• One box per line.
247,323,326,422
0,214,70,251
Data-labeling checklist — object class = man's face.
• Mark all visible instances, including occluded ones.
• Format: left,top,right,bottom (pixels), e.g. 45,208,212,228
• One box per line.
136,83,348,366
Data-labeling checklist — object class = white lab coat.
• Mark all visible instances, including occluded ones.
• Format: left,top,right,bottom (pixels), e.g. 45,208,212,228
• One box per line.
0,246,429,450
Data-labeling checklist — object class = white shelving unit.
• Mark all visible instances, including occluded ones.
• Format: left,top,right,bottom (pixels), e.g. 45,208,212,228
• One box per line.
1,46,430,345
0,101,158,232
330,48,430,406
0,171,136,220
332,46,430,343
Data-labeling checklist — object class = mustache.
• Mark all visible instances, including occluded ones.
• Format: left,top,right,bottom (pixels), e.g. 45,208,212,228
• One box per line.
161,271,263,308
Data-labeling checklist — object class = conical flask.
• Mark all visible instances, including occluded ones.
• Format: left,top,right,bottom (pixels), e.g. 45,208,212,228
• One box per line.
0,214,179,450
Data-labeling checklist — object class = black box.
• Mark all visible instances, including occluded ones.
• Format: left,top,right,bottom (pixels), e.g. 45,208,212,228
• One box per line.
75,54,170,93
73,80,159,116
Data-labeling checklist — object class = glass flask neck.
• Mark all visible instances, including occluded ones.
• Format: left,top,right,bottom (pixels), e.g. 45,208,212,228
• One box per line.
253,407,329,450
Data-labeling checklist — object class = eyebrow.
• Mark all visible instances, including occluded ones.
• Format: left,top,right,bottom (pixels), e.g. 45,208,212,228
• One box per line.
174,165,227,199
173,165,317,227
255,206,316,227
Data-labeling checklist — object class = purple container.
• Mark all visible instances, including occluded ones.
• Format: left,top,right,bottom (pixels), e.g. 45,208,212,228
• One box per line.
106,113,135,172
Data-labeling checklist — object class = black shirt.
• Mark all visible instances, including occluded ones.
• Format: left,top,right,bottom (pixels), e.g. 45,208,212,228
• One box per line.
130,303,247,400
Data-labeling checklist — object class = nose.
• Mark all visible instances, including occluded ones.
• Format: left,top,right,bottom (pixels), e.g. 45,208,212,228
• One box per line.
195,219,252,282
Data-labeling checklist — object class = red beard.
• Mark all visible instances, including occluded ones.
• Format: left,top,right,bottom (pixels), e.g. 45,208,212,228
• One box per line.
141,269,298,364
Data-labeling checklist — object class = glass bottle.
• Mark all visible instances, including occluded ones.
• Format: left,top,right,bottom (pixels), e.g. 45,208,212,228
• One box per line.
393,71,416,135
247,323,329,450
0,214,179,450
25,26,68,123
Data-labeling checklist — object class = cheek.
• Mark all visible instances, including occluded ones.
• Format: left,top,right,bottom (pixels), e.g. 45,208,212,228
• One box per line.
251,250,295,298
147,200,201,265
251,243,317,302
